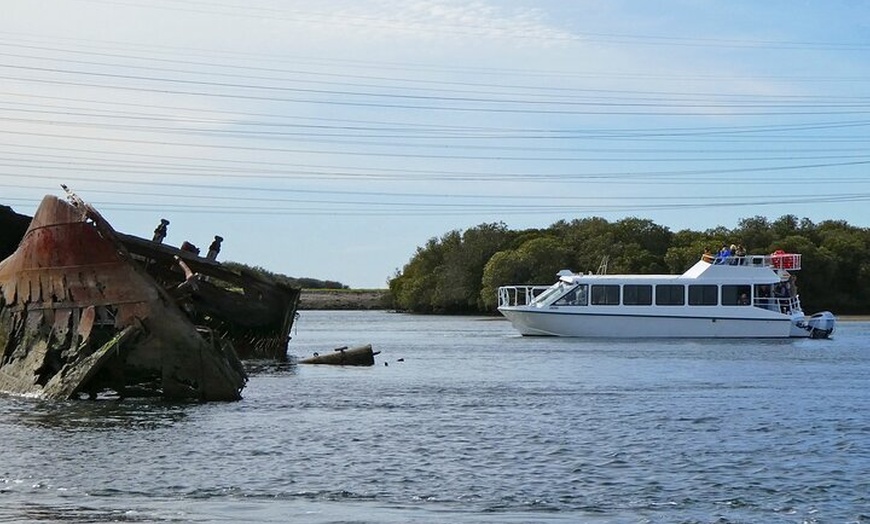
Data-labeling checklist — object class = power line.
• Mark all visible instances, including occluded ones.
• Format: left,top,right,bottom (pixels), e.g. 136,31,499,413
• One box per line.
52,1,870,51
6,127,870,166
5,66,870,116
5,189,870,217
8,116,870,159
5,43,870,99
3,144,869,185
5,99,870,139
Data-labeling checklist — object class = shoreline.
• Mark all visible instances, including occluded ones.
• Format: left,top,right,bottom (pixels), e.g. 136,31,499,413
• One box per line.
298,289,388,310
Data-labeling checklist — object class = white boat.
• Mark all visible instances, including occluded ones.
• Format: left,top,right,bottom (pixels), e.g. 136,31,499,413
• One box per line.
497,252,835,339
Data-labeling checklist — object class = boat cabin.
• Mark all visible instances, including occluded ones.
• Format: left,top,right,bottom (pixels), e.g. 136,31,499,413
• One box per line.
499,253,801,315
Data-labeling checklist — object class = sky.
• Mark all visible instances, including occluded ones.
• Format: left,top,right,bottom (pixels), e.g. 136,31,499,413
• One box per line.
2,1,870,288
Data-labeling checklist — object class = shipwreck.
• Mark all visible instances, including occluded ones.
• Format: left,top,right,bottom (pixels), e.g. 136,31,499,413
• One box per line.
0,192,300,401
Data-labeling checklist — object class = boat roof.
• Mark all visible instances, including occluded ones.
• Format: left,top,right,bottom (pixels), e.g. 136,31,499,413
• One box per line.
563,258,790,285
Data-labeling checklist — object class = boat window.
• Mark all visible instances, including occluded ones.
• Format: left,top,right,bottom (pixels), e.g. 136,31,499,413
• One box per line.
722,284,752,306
655,284,685,306
553,284,588,306
591,285,620,305
753,284,777,310
623,284,652,305
531,283,570,305
688,285,718,306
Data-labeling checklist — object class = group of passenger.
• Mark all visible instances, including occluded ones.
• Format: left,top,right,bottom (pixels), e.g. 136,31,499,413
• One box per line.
698,242,802,313
702,244,747,265
755,277,798,313
734,279,797,312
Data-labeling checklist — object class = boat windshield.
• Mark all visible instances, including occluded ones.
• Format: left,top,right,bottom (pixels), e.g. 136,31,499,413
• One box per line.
553,284,587,306
531,282,577,306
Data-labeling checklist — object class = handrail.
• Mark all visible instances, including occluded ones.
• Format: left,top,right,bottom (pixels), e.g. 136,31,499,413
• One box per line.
498,285,550,307
752,295,802,314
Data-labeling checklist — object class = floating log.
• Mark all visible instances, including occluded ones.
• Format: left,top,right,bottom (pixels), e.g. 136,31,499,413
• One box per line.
0,194,248,401
299,344,379,366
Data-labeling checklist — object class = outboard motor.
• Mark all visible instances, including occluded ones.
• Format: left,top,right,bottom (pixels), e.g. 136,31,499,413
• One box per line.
807,311,836,339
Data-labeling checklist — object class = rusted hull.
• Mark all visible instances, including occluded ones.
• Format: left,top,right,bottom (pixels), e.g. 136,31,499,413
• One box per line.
299,344,379,366
2,202,301,361
118,233,301,360
0,196,246,401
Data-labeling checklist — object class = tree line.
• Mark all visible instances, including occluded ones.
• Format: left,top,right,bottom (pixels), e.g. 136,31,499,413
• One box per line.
386,215,870,315
220,261,348,290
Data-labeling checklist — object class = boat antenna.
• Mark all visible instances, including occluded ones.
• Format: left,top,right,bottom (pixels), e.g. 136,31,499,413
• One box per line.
597,255,609,275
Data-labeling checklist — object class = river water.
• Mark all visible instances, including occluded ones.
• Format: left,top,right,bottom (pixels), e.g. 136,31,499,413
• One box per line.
1,311,868,523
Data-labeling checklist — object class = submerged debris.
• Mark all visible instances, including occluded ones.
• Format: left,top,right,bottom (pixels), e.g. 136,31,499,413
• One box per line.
299,344,379,366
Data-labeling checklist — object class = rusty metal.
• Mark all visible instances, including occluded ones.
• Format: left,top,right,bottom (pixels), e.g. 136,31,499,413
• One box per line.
3,196,302,362
0,195,248,401
116,232,301,360
299,344,379,366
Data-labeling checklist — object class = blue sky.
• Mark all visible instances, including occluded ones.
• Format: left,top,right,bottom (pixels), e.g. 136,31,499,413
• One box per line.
2,1,869,287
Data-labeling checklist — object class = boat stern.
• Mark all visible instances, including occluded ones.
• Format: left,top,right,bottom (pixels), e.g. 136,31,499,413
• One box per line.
792,311,836,338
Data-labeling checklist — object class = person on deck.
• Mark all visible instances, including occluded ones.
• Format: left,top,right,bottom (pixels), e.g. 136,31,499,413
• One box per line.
715,245,732,264
735,244,747,264
702,248,715,263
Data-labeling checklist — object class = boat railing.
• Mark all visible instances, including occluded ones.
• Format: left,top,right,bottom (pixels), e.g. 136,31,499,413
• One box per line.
710,252,801,270
498,285,551,307
753,295,802,314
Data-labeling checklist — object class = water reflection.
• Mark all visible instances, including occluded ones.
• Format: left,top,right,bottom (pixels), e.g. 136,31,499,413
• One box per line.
243,359,298,376
6,397,190,432
2,359,299,433
8,501,190,523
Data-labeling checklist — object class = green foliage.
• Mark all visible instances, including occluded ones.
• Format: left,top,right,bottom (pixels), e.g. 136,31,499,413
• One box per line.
735,216,774,250
389,223,514,313
480,236,573,309
220,261,347,290
388,214,870,315
388,237,446,312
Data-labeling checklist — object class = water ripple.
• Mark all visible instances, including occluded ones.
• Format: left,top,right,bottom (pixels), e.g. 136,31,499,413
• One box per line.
1,312,868,523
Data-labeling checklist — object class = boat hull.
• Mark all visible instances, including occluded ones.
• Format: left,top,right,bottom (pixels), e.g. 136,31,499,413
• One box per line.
499,307,811,338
